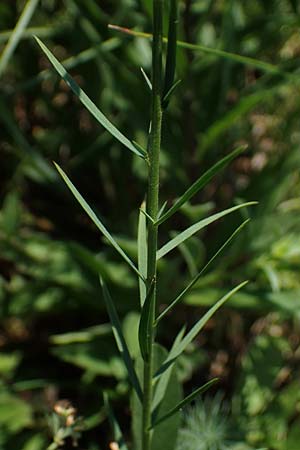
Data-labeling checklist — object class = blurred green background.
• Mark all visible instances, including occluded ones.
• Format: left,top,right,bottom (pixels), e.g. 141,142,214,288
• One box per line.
0,0,300,449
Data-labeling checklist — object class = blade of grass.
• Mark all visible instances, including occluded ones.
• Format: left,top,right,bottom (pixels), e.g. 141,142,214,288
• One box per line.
0,25,63,44
54,163,143,279
108,25,298,82
156,219,250,323
151,378,218,428
35,37,145,158
156,145,247,225
157,202,257,259
100,278,143,402
104,392,129,450
138,280,156,361
0,0,39,77
138,203,148,306
155,281,248,378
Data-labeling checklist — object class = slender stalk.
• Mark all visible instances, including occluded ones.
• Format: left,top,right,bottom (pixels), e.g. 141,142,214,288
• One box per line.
142,0,163,449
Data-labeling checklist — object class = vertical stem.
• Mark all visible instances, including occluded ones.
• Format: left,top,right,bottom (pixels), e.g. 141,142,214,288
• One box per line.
142,1,163,449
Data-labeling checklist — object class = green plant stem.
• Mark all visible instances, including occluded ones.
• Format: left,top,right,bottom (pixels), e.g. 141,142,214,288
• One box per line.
142,0,163,449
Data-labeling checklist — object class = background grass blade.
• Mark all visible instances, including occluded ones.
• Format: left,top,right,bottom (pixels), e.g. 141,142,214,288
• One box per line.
108,25,297,82
156,145,247,225
0,0,39,77
55,163,143,279
104,392,129,450
138,203,148,306
156,281,248,378
156,219,250,323
157,202,256,259
35,37,145,158
100,278,143,402
151,378,218,428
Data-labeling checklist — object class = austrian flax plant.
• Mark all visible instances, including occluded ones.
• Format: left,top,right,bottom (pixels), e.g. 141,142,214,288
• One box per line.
36,1,256,449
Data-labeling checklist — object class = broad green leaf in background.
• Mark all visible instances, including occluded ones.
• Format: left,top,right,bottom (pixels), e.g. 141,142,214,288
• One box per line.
131,344,182,450
157,202,256,259
100,278,143,402
152,326,186,414
35,37,145,158
54,163,143,279
0,391,32,433
156,145,247,225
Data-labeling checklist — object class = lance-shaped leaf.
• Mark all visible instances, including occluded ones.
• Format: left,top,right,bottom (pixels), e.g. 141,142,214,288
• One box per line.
54,163,143,279
156,281,248,378
156,219,250,323
151,378,218,428
156,145,246,225
138,280,155,361
152,326,186,415
157,202,256,259
35,37,145,158
104,392,129,450
100,278,143,402
138,203,148,306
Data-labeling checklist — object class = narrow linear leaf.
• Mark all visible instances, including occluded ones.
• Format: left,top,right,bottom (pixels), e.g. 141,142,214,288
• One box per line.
156,281,248,378
0,0,39,76
140,208,155,224
152,326,186,414
157,202,257,259
54,163,143,279
19,38,121,91
35,37,144,158
162,79,181,107
104,393,129,450
158,201,168,219
151,378,218,428
100,278,143,402
156,219,250,323
138,203,148,306
132,141,148,158
156,145,246,225
138,280,155,361
141,67,152,90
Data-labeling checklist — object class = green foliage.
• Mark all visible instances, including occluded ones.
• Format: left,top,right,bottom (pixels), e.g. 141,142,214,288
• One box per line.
0,0,300,449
